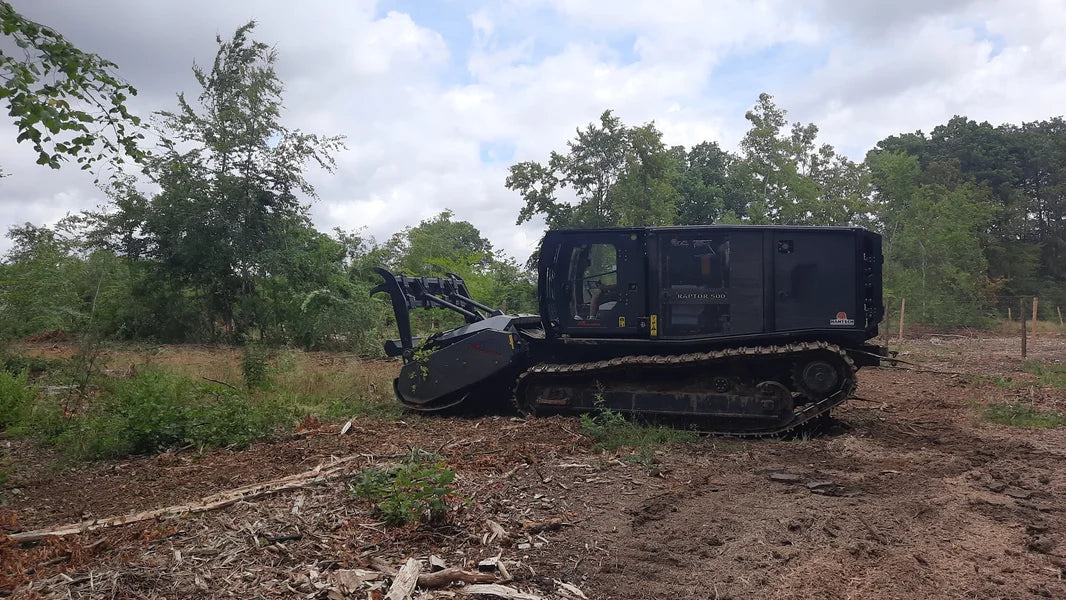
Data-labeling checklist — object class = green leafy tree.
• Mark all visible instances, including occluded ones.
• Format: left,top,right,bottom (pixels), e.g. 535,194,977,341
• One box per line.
508,110,678,229
385,210,494,276
0,2,144,172
868,153,997,325
674,141,756,224
133,22,343,339
739,93,867,226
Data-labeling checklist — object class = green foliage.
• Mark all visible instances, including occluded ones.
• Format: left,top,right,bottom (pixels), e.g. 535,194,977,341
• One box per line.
739,93,869,226
1022,360,1066,389
350,449,456,526
241,343,271,390
0,369,34,429
94,22,344,342
508,110,678,229
984,403,1065,428
0,2,145,173
580,401,697,452
51,369,289,459
386,210,494,276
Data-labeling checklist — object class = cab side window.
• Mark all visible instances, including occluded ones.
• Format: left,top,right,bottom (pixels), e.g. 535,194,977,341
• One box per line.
568,243,618,321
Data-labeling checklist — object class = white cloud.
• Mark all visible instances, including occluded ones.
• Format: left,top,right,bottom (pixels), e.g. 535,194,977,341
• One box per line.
0,0,1064,263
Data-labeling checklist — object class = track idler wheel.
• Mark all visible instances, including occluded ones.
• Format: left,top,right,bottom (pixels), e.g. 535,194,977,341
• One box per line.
792,356,845,400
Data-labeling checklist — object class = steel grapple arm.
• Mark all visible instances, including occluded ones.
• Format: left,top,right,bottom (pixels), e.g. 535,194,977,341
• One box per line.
370,268,503,358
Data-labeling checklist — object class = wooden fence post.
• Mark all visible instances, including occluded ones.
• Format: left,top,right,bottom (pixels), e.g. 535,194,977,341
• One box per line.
1021,297,1027,359
897,298,906,347
1032,297,1039,341
1058,306,1063,327
1008,306,1012,321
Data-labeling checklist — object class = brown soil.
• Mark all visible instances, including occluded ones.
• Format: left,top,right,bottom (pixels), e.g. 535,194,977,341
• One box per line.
3,335,1066,599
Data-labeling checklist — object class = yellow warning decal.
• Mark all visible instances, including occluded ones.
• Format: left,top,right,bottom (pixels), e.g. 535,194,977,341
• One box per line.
618,316,626,327
508,334,514,349
650,314,658,336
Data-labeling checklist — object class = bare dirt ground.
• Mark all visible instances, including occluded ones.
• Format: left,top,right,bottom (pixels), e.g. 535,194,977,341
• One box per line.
3,335,1066,599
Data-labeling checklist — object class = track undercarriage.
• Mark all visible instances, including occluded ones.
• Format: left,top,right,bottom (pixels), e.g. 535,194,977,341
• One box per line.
514,342,858,437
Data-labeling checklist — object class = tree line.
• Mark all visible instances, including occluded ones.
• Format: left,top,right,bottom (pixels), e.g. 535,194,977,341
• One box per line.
509,97,1066,326
1,16,1064,355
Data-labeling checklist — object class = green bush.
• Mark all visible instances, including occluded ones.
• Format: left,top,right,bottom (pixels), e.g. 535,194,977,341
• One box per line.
58,369,290,459
0,369,36,429
1,354,68,378
241,343,272,390
350,450,456,526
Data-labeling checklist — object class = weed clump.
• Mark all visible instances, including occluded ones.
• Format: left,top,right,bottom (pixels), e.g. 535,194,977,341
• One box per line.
350,449,456,526
580,399,697,455
985,402,1064,428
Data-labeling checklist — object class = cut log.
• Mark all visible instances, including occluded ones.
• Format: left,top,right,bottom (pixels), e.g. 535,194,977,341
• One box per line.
417,567,495,588
384,558,421,600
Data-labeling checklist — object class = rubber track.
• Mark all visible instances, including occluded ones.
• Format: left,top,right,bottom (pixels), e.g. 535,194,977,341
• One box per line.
513,341,857,438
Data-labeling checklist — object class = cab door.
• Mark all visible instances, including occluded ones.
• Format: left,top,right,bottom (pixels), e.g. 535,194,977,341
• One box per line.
552,231,647,337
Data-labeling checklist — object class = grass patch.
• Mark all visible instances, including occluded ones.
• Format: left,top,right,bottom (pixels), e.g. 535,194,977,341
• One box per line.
971,360,1066,391
0,345,402,461
4,367,293,459
984,402,1065,428
1023,360,1066,389
268,354,400,420
349,449,455,526
580,404,698,455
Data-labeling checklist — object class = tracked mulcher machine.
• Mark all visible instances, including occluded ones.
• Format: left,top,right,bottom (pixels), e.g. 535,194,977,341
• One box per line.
372,225,887,436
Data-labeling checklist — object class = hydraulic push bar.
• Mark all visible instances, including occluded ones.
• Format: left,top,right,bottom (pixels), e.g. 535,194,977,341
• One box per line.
370,267,502,356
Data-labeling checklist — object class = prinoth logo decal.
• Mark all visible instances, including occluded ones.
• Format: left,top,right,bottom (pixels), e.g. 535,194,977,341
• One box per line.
830,311,855,326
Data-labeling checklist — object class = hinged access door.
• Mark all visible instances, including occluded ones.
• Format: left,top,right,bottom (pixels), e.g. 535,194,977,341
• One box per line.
548,230,647,337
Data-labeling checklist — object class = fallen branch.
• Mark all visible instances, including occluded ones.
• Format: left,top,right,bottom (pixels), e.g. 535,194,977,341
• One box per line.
201,376,238,390
6,454,367,543
418,567,495,588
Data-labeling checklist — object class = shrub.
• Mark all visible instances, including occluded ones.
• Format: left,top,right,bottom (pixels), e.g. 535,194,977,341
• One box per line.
241,343,272,390
350,449,456,526
58,368,291,459
0,369,35,429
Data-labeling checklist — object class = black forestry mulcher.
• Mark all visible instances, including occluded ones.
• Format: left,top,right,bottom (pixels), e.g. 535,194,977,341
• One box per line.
372,225,887,436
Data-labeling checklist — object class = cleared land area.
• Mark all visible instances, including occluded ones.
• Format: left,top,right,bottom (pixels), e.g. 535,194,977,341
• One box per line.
2,334,1065,599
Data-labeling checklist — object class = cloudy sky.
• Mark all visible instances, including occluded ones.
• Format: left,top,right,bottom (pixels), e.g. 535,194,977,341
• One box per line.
1,0,1064,261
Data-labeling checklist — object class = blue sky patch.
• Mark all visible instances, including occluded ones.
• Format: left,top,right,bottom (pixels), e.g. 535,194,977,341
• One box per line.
479,140,516,164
